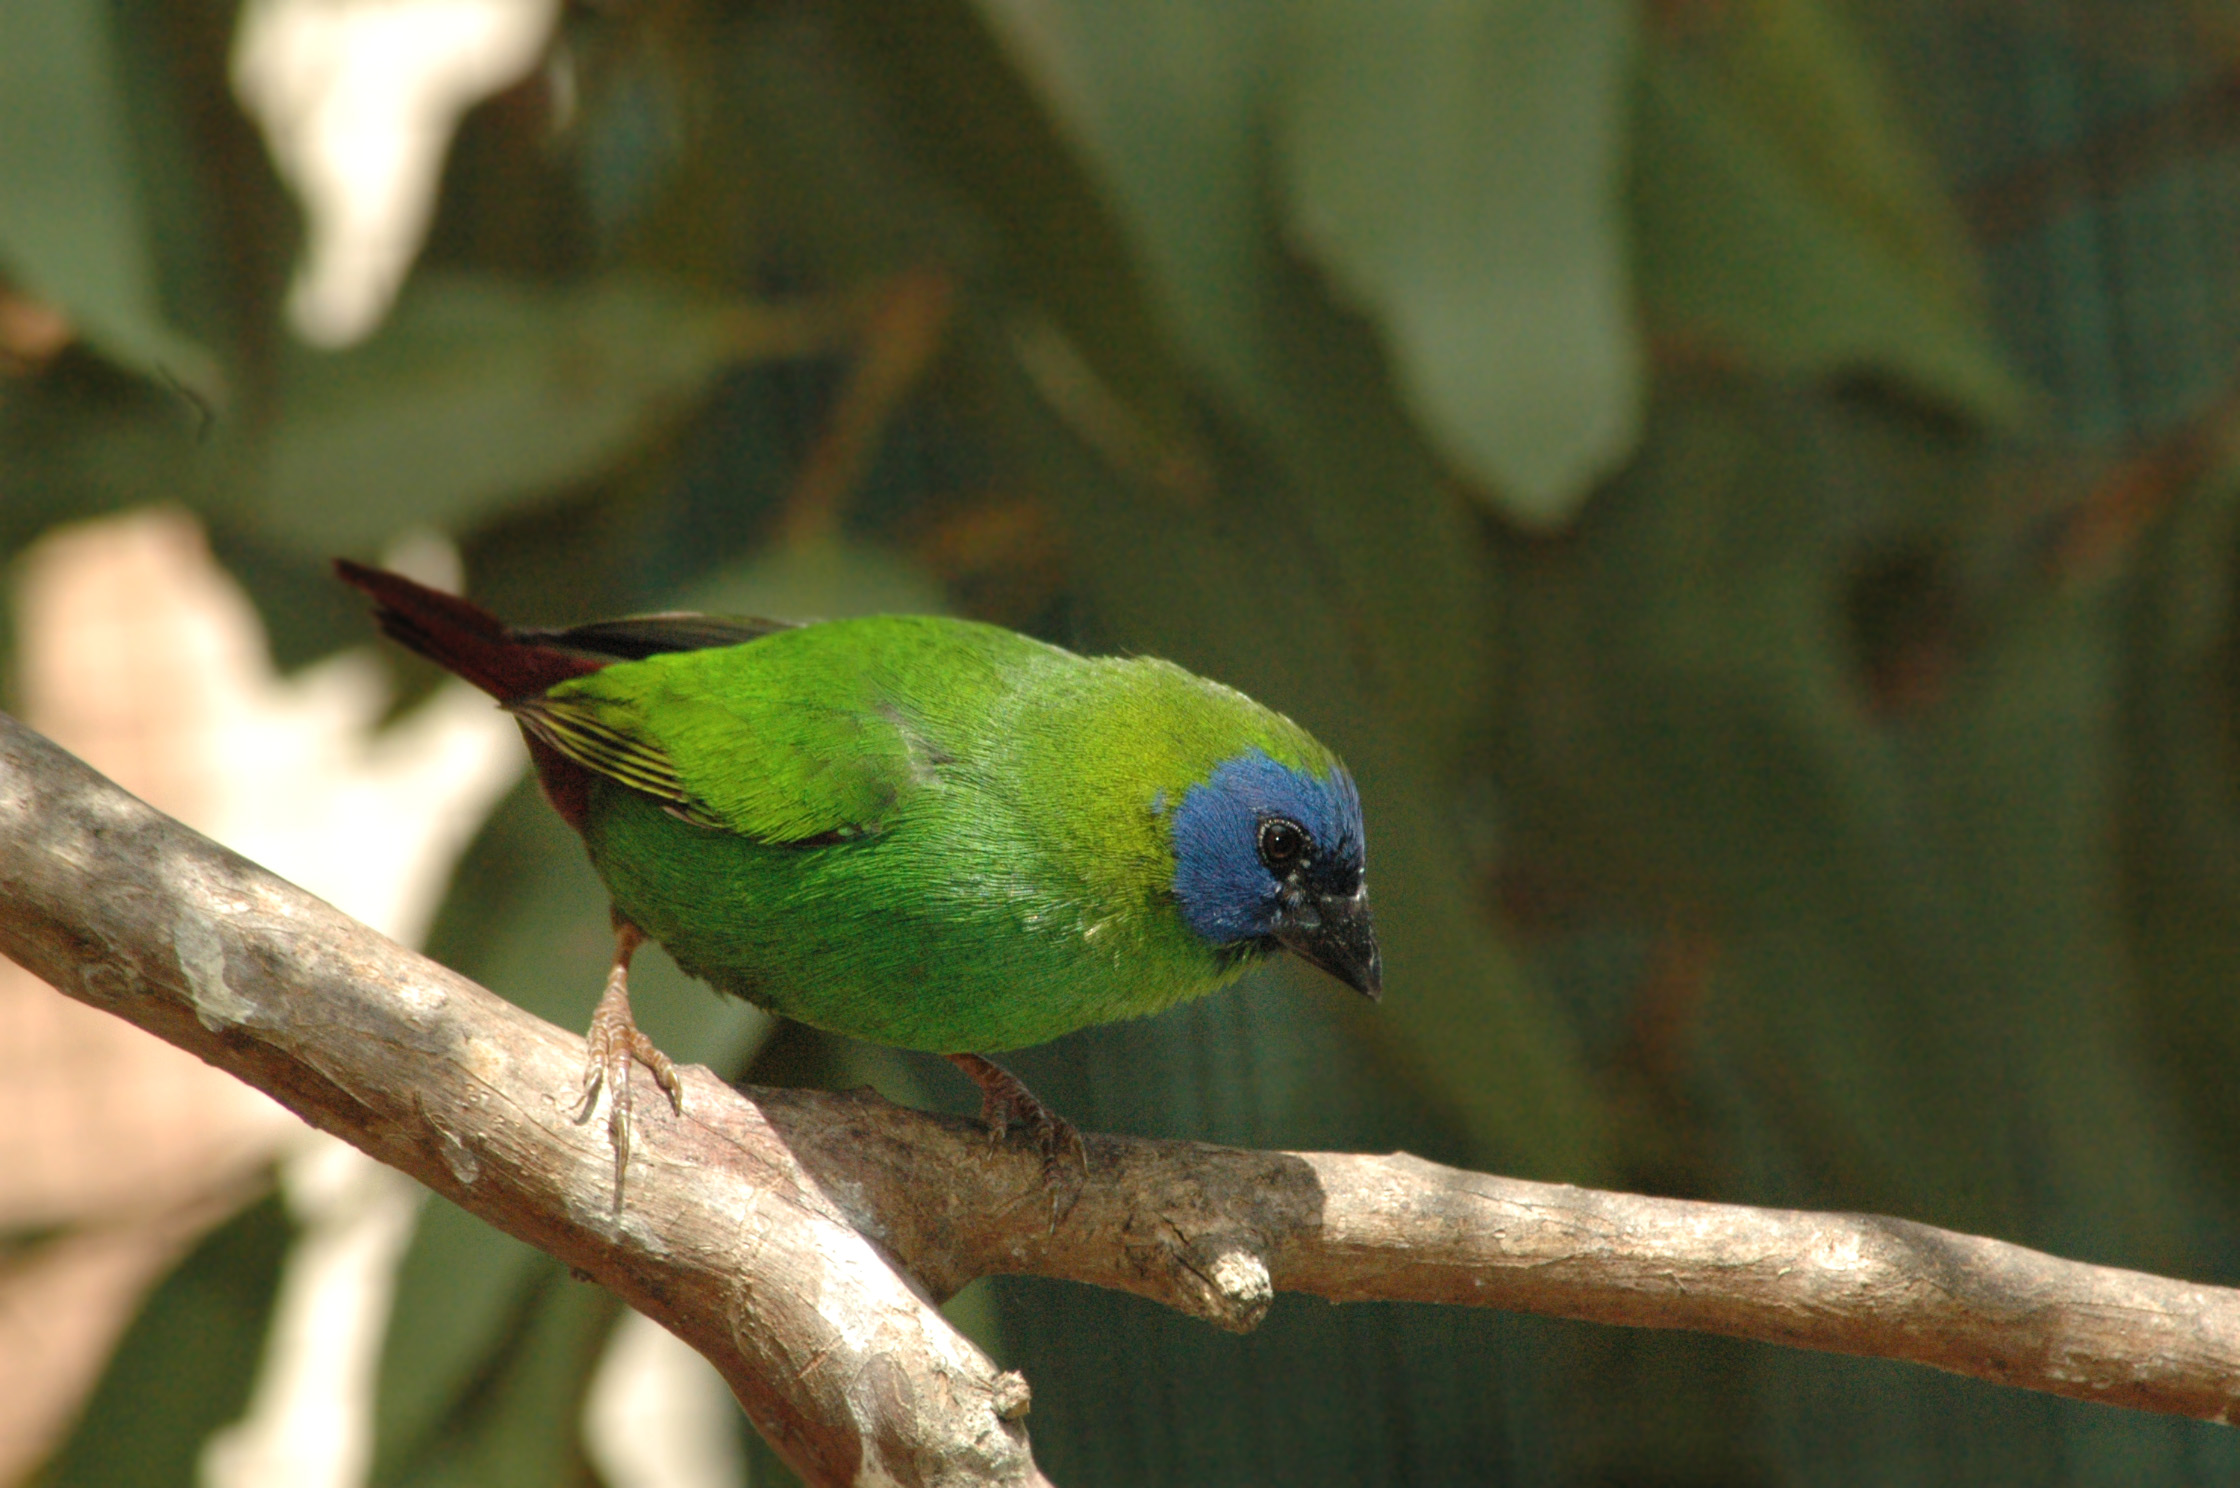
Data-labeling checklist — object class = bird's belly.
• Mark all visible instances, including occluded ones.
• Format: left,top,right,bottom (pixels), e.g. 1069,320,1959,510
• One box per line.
583,790,1231,1052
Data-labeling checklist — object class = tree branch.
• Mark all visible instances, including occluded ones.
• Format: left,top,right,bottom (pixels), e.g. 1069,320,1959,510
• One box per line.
3,708,2238,1486
0,710,1043,1488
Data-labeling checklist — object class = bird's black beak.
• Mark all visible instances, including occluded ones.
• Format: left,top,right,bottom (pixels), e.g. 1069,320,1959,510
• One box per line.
1274,887,1382,1001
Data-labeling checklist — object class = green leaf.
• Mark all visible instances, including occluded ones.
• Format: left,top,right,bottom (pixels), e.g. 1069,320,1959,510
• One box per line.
1633,0,2028,425
683,538,950,621
370,1188,559,1487
1277,0,1642,527
969,0,1281,414
374,1255,621,1488
972,0,1648,527
1495,380,2197,1263
37,1191,293,1488
0,0,216,389
2124,452,2240,1203
253,275,764,552
819,0,1205,454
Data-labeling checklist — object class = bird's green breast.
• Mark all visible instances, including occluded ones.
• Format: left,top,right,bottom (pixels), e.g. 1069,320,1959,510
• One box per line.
561,615,1329,1052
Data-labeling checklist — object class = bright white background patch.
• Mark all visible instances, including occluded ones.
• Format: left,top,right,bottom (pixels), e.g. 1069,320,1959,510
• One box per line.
232,0,560,346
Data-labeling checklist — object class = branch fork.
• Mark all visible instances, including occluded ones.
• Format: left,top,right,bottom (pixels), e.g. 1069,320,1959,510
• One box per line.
3,709,2238,1486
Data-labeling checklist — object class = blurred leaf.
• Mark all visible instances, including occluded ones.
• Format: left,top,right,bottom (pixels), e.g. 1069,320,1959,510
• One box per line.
37,1191,292,1488
0,0,216,389
1634,0,2028,426
1277,0,1642,527
373,1195,558,1488
376,1258,621,1488
822,0,1204,452
0,365,215,568
253,274,776,552
970,0,1281,416
686,536,949,619
1905,577,2200,1265
1496,379,2197,1264
2125,451,2240,1200
1694,0,1968,284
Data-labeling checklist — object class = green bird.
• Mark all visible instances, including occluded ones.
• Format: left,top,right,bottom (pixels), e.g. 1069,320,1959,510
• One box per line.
337,561,1380,1194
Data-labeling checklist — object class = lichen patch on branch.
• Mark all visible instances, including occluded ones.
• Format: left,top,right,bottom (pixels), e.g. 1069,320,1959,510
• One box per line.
174,906,254,1031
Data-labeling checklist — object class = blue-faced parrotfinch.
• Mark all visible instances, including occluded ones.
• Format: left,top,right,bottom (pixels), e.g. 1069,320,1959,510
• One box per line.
338,562,1379,1196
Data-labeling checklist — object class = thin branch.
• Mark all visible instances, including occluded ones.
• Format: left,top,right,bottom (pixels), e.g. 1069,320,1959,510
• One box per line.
766,1097,2240,1423
4,709,2240,1484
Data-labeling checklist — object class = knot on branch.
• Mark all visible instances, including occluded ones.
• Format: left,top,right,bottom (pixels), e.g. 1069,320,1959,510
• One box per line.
1167,1240,1274,1332
991,1371,1031,1422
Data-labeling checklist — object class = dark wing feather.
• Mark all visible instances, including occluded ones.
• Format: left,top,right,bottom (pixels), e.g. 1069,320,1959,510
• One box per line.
512,613,797,662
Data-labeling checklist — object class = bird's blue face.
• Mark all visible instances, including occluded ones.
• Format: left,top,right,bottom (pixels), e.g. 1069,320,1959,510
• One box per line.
1165,750,1380,998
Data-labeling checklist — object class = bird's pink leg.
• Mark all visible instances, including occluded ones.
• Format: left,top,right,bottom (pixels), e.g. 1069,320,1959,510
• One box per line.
947,1052,1089,1214
575,919,683,1205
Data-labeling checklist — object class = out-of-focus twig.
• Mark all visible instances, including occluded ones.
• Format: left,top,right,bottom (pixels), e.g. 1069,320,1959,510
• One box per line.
1961,74,2240,243
773,268,957,548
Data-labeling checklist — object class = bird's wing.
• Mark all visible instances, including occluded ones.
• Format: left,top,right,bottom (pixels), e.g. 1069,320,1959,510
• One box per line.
509,693,723,826
512,658,922,844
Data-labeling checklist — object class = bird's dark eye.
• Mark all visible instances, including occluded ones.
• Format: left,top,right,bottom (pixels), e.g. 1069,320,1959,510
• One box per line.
1257,817,1311,875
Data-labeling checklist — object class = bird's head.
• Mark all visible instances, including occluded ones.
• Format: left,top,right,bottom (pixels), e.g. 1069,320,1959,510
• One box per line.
1166,750,1380,999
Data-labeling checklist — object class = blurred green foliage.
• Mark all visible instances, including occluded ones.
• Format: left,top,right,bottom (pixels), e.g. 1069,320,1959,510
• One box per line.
11,0,2240,1482
33,1192,293,1488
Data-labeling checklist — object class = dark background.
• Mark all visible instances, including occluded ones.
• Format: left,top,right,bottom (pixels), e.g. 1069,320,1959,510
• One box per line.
11,0,2240,1482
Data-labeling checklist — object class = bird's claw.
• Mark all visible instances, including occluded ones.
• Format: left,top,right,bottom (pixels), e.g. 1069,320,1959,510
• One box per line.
1035,1122,1090,1228
949,1053,1088,1228
983,1093,1086,1229
575,967,684,1210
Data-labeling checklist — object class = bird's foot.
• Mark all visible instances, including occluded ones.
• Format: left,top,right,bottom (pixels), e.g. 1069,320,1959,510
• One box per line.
573,943,682,1208
947,1053,1087,1225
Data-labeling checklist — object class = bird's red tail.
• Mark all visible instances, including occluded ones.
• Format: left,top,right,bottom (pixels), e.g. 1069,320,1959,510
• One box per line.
334,560,600,701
